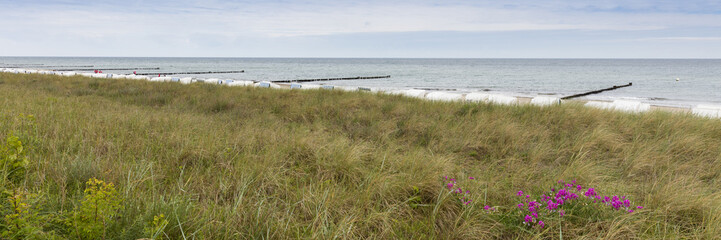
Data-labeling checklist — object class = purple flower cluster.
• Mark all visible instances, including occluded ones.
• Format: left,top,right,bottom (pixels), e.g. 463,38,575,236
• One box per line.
516,180,644,229
573,181,643,213
445,176,473,205
517,191,546,228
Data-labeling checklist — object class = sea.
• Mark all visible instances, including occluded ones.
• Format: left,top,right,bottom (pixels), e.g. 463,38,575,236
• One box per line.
1,57,720,108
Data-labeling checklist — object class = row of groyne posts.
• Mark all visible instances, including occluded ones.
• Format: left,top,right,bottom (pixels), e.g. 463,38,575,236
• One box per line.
1,64,719,119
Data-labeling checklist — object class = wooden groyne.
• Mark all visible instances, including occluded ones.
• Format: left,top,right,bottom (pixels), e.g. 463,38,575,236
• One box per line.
0,63,44,66
561,83,633,100
272,75,391,83
3,65,95,68
135,70,245,75
52,67,160,71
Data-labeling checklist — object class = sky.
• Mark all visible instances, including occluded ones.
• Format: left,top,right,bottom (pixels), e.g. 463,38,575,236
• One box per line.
1,0,721,58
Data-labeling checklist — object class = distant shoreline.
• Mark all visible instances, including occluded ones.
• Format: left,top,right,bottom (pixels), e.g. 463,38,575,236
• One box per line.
4,67,716,118
3,57,721,110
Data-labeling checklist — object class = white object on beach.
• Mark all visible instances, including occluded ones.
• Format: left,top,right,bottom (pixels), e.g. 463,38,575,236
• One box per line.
692,104,721,118
131,75,150,81
290,83,302,89
150,76,172,82
254,81,281,88
531,96,561,106
585,100,650,113
425,91,463,102
322,85,335,90
91,73,111,78
612,100,650,113
301,84,323,89
465,92,490,102
203,78,220,84
466,92,519,105
112,74,127,79
585,101,614,110
358,87,375,92
227,80,254,87
179,77,195,84
487,94,518,105
211,79,233,85
336,86,359,91
62,71,77,76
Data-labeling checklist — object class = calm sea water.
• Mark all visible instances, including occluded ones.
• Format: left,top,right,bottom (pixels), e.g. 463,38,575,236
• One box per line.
2,57,720,107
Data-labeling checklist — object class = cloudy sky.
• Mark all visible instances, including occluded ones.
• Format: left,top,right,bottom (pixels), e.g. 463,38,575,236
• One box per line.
1,0,721,58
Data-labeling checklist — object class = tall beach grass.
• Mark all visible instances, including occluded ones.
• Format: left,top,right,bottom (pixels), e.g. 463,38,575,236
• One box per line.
1,72,720,239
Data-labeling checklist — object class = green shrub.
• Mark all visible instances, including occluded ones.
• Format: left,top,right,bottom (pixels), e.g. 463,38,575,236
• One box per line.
66,178,123,240
144,214,169,240
0,189,53,239
0,134,29,182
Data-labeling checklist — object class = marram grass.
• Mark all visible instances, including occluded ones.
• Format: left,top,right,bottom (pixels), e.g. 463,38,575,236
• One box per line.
0,73,720,239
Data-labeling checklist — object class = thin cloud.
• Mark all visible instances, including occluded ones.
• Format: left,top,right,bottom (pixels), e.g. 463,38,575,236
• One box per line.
632,37,721,41
1,0,720,57
3,2,716,37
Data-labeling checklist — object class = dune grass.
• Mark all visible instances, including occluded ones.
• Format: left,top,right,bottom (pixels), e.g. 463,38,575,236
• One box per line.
0,72,720,239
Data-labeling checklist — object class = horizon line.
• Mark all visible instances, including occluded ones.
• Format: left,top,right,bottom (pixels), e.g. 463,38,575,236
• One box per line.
2,56,721,60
